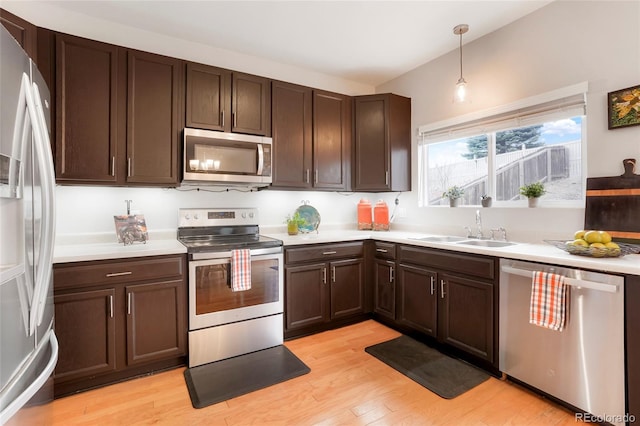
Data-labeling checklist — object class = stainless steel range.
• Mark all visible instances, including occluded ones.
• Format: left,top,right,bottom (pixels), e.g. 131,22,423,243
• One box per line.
178,208,283,368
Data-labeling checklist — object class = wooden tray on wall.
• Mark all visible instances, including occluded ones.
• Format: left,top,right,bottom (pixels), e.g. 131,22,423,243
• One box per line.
584,159,640,243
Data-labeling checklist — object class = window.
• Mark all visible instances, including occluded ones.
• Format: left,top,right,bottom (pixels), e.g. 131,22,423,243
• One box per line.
418,84,587,207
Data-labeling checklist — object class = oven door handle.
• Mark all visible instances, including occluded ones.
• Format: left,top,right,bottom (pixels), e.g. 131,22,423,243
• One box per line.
190,246,282,261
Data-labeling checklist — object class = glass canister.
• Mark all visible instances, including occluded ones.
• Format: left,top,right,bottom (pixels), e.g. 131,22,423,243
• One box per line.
357,198,372,230
373,200,389,231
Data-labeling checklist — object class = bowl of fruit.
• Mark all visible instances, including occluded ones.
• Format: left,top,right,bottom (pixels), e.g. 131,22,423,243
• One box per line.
545,230,638,258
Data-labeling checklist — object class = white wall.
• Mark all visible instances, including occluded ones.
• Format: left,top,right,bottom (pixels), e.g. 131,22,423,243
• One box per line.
378,0,640,242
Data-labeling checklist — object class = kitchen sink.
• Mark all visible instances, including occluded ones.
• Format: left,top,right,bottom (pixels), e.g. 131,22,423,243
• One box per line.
410,236,468,243
456,240,517,248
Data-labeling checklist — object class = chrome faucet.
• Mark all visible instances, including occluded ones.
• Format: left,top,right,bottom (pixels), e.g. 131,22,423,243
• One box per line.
475,209,483,239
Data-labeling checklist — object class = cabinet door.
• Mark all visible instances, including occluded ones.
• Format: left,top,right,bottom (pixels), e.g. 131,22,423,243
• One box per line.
397,264,437,337
330,258,364,319
374,259,395,320
313,90,351,190
1,9,37,59
127,50,182,185
271,81,312,188
125,279,186,366
185,62,230,131
627,275,640,423
232,72,271,136
438,273,494,362
54,288,117,382
55,34,123,184
285,263,327,330
354,95,389,191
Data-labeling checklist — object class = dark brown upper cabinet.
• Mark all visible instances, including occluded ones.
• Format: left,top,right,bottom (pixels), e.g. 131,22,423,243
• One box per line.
126,50,182,185
271,81,313,189
1,8,37,60
313,90,352,191
353,93,411,192
186,63,271,136
271,85,351,191
55,33,123,184
54,33,183,186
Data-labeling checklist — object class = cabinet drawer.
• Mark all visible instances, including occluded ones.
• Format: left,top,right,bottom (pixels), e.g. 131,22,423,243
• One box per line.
54,255,185,290
373,242,395,260
398,245,495,280
285,241,364,264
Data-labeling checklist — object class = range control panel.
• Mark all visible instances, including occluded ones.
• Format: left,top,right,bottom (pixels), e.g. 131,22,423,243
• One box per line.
178,208,259,228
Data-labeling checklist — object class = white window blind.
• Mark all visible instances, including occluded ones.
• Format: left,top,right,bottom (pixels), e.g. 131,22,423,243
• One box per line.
418,82,588,145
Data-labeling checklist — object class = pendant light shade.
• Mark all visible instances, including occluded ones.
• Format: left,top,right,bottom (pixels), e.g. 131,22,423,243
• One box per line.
453,24,469,103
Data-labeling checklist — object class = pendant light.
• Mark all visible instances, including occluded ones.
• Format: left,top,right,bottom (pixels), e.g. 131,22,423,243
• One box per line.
453,24,469,103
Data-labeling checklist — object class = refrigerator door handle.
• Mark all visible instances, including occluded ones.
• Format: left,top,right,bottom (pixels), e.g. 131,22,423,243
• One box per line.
23,78,56,334
0,330,58,424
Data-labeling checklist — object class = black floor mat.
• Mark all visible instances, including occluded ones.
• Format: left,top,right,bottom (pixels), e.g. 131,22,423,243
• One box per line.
184,345,310,409
365,335,489,399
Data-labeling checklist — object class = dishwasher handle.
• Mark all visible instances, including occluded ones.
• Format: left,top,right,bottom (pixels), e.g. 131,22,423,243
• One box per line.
501,265,619,293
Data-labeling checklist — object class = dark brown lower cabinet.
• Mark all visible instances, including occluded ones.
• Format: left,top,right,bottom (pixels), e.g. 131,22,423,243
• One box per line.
374,258,396,320
53,255,187,397
396,264,437,337
284,242,365,338
390,245,497,366
54,288,117,382
627,275,640,424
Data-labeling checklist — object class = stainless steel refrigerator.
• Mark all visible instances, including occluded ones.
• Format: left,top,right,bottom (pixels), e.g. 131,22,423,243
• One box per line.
0,26,58,424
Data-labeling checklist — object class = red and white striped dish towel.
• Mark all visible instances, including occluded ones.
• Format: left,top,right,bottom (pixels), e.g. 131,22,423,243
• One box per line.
529,271,568,331
231,249,251,292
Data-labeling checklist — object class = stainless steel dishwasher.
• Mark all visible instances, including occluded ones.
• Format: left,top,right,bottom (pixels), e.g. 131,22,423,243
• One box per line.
499,259,625,425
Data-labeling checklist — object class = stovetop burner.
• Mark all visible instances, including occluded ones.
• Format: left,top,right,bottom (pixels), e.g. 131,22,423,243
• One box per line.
177,208,282,253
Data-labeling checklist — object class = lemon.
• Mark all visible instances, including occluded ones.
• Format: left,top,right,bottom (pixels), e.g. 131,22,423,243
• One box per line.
598,231,612,244
574,230,586,240
584,231,602,244
590,242,606,248
605,242,620,249
573,239,589,247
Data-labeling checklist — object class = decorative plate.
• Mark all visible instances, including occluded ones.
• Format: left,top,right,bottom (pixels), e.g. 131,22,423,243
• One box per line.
544,240,640,258
295,201,320,233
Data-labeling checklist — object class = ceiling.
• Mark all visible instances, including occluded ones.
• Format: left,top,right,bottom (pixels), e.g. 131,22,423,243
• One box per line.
45,1,552,87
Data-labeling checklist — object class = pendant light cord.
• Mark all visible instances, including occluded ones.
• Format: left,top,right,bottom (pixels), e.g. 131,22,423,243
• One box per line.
459,31,463,80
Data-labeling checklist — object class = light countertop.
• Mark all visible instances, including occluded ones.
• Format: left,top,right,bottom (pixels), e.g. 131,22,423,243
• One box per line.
54,229,639,276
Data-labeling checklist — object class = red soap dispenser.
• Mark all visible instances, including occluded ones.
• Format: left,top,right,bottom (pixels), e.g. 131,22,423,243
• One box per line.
373,200,389,231
357,198,372,230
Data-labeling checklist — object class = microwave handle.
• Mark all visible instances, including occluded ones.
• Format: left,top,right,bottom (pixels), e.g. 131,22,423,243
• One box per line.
257,144,264,175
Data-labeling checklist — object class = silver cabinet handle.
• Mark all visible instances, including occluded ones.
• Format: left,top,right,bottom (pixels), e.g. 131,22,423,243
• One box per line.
221,110,225,127
232,112,237,128
111,156,115,177
109,295,113,318
127,292,133,315
430,276,435,295
389,266,394,283
331,266,336,283
322,267,327,284
440,279,446,299
305,169,310,184
106,271,132,278
127,157,131,177
385,171,389,186
376,248,388,253
322,251,337,255
314,169,319,184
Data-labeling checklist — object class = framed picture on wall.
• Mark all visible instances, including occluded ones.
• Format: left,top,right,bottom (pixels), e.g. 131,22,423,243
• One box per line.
607,84,640,129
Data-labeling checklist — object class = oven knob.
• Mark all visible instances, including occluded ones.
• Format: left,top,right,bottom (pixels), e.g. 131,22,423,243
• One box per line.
194,214,199,220
241,212,247,218
248,212,254,218
184,214,190,220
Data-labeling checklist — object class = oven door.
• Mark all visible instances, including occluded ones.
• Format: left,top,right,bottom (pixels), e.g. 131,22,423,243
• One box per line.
188,247,283,331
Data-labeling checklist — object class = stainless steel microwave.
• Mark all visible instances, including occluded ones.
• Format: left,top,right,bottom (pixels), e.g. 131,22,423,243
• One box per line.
182,128,272,187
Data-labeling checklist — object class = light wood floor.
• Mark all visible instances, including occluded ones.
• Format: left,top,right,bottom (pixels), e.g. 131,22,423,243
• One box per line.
23,320,579,425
